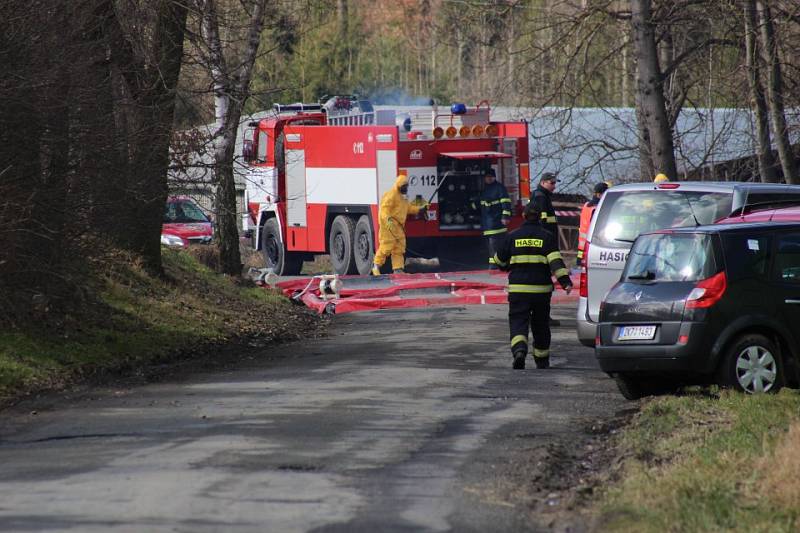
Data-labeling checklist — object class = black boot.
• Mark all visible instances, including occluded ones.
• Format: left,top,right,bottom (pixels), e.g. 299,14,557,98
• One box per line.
512,350,526,370
534,356,550,369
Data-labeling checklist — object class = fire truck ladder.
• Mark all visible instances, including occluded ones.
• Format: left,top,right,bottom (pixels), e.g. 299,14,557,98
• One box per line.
326,113,376,126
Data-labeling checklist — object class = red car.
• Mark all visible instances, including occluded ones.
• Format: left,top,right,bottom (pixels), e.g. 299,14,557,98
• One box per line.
716,204,800,225
161,196,213,247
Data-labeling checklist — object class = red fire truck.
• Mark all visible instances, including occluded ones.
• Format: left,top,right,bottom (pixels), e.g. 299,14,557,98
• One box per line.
241,96,530,275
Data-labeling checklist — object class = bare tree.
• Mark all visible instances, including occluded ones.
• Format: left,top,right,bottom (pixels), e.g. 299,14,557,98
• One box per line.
635,68,655,180
0,0,188,319
191,0,269,276
631,0,677,180
756,0,797,183
99,0,189,271
742,0,779,182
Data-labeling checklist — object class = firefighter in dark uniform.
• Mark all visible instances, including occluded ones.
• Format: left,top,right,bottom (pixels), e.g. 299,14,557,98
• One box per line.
477,168,512,268
529,173,559,237
529,172,562,326
494,202,573,369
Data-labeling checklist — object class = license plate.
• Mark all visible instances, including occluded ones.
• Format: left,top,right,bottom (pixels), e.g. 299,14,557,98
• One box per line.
618,325,657,341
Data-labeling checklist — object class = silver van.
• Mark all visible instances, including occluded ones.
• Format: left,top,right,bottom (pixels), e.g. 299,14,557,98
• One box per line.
576,181,800,347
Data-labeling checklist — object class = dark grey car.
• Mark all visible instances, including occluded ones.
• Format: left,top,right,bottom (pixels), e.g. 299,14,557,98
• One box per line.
595,222,800,399
577,182,800,347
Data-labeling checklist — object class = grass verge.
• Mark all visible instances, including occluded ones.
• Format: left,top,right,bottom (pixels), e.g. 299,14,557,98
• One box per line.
0,247,321,406
593,389,800,532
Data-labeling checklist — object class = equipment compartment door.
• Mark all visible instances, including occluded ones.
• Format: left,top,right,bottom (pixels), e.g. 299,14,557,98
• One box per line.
286,149,307,227
437,171,482,230
501,139,520,205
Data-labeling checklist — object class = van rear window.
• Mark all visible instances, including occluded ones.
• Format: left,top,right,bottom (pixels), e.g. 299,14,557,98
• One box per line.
593,191,732,248
624,233,718,282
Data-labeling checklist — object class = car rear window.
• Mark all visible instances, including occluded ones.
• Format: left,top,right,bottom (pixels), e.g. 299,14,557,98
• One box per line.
164,200,210,223
623,233,718,282
592,191,732,249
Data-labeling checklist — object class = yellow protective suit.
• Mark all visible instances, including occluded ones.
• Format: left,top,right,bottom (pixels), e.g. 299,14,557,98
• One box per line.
373,174,422,272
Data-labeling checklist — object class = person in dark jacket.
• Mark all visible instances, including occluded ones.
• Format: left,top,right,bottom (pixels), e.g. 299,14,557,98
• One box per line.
494,202,573,370
529,173,559,237
477,168,512,268
529,172,562,325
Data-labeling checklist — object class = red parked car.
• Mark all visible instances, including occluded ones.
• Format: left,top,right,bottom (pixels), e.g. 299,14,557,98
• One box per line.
161,196,213,247
716,204,800,225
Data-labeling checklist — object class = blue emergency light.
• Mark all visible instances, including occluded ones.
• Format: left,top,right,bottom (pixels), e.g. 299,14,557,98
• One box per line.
450,103,467,115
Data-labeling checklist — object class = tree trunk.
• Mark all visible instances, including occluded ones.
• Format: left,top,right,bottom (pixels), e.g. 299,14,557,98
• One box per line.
507,11,515,86
756,0,797,183
457,35,463,95
201,0,268,276
138,0,189,272
743,0,779,183
658,25,674,107
635,67,654,180
213,115,243,277
631,0,677,180
337,0,349,88
101,0,189,273
621,23,630,107
432,40,437,91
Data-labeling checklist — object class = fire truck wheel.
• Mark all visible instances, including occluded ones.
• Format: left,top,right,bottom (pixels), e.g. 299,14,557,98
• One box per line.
329,215,357,275
261,218,302,275
353,215,375,276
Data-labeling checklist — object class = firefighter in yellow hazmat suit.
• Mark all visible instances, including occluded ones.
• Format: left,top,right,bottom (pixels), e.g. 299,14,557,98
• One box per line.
371,174,425,275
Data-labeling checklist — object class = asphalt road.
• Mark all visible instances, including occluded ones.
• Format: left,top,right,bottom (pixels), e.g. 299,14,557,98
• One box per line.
0,302,627,533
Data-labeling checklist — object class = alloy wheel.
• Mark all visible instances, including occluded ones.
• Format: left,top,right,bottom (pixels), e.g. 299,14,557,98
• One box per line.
735,345,778,393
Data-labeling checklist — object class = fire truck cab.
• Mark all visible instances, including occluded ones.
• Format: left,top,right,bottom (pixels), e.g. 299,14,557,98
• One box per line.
241,96,530,275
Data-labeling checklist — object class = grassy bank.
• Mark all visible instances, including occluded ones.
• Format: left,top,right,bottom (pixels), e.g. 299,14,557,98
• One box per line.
0,248,320,406
594,389,800,532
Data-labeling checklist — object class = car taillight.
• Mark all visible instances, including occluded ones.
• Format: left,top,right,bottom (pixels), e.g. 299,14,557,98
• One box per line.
686,271,727,309
657,183,680,189
579,242,589,297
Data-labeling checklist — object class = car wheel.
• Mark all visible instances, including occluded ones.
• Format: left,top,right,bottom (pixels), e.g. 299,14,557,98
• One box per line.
614,374,677,401
353,215,375,276
719,334,783,394
329,215,357,275
261,218,303,275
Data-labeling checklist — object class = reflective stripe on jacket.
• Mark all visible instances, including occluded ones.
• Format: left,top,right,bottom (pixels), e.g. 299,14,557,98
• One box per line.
530,185,558,236
493,221,571,293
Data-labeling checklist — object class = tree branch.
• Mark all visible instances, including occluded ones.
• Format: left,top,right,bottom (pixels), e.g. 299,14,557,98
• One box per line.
233,0,268,92
661,38,738,79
